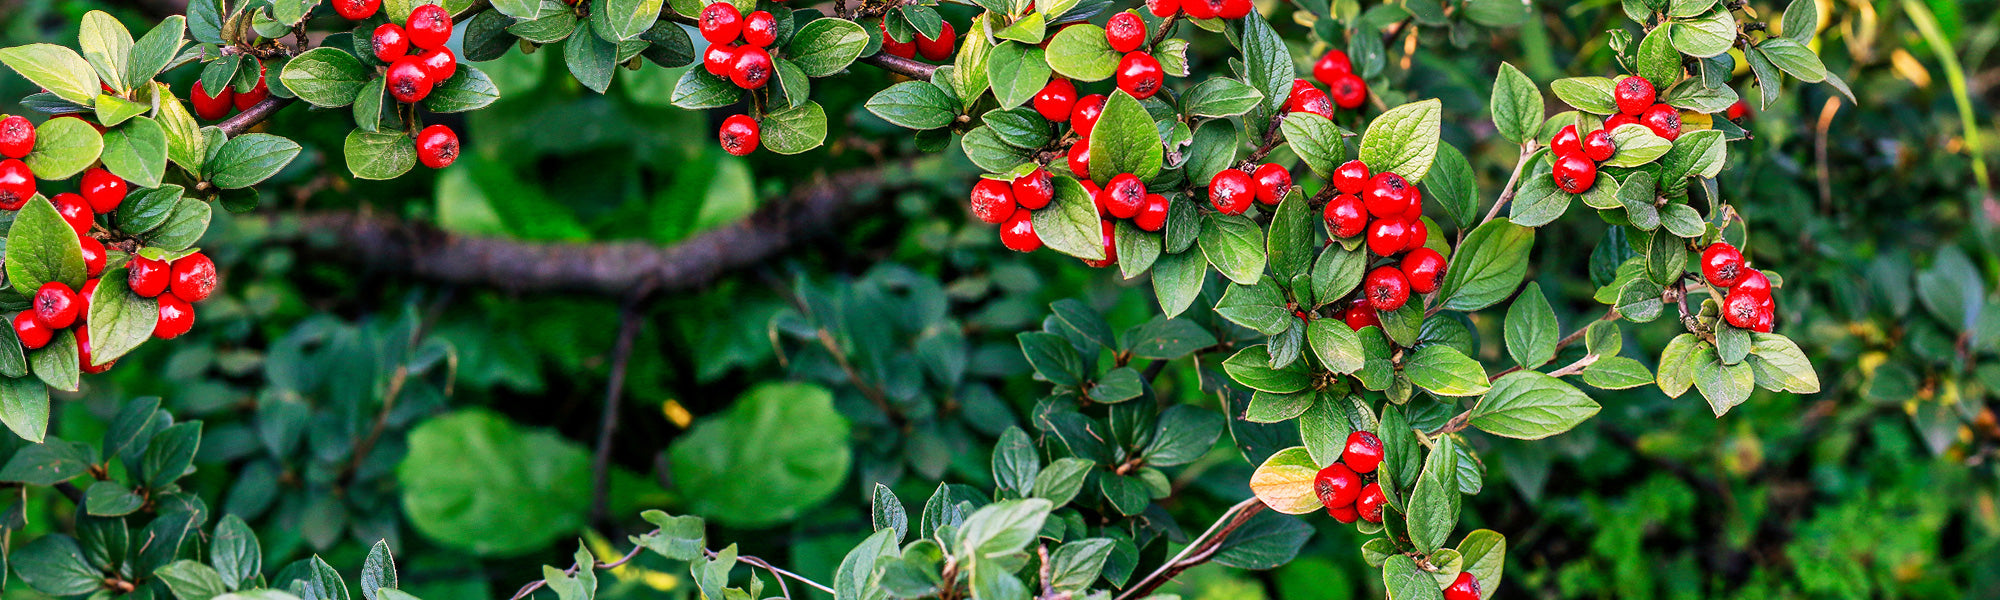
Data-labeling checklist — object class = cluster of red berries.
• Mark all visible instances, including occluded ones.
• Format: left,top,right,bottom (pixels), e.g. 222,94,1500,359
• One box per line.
14,251,215,373
1031,83,1098,176
1285,50,1366,118
1701,241,1775,332
1605,76,1681,141
1104,13,1165,101
969,168,1054,253
700,2,787,157
0,115,39,208
1546,124,1616,194
1206,162,1290,215
1141,0,1252,21
337,4,462,169
189,65,270,121
878,21,956,62
1317,160,1446,322
1312,431,1386,523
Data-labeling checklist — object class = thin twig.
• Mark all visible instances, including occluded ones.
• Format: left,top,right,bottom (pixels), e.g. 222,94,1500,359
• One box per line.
706,548,837,596
340,366,408,485
1480,143,1538,224
506,541,651,600
590,306,646,525
1432,307,1619,437
1114,497,1266,600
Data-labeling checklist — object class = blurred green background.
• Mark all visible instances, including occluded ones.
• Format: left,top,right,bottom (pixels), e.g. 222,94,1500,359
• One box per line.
4,0,1999,598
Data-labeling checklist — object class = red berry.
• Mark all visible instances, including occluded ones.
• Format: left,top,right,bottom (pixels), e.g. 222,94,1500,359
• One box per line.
970,178,1016,224
1081,219,1118,268
1342,301,1380,331
77,168,126,214
233,63,269,111
1286,85,1335,119
1726,99,1749,122
406,4,453,50
386,56,433,103
915,22,956,61
417,47,457,82
1072,94,1107,136
1251,163,1291,205
78,236,105,279
742,11,777,47
0,115,33,159
416,124,459,169
1723,287,1762,329
999,210,1040,252
1402,248,1446,294
1583,129,1616,162
1101,173,1146,219
1551,154,1597,194
1324,194,1366,238
704,43,740,76
373,24,411,63
78,326,112,374
1146,0,1180,18
1106,12,1147,53
1209,169,1254,215
729,46,774,89
1444,572,1481,600
1752,296,1775,333
1182,0,1218,19
0,159,34,210
1327,72,1367,110
332,0,380,20
1364,172,1414,218
1402,217,1429,253
1733,269,1771,300
1701,242,1745,288
1604,113,1639,131
129,256,169,298
1641,103,1681,141
154,292,194,339
879,22,916,59
11,312,49,350
1333,160,1370,195
1135,193,1169,232
1034,79,1078,122
1356,482,1386,522
1313,50,1353,85
1343,431,1383,472
1313,463,1362,509
1217,0,1251,19
32,282,80,329
1365,218,1408,257
700,3,744,43
1614,75,1656,116
1116,52,1164,100
1550,125,1583,158
1009,169,1052,210
52,192,94,235
1364,266,1411,311
1400,184,1425,220
170,253,217,303
1067,143,1091,180
719,114,759,156
1326,502,1358,523
191,80,234,120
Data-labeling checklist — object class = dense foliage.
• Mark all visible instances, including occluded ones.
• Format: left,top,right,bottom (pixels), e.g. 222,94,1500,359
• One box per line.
0,0,1995,598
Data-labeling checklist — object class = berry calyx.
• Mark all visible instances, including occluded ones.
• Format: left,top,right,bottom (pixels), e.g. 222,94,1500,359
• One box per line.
1067,143,1091,179
12,312,49,350
1313,49,1352,85
970,179,1016,224
1134,193,1169,232
719,114,760,156
1106,12,1147,54
386,56,433,103
1356,483,1386,523
129,256,169,298
1551,154,1597,194
1251,163,1291,205
1341,301,1380,331
1326,72,1367,110
372,24,410,63
729,46,774,89
170,253,217,303
1444,572,1481,600
1343,431,1384,472
1364,266,1411,311
1641,103,1682,141
1034,79,1078,122
1145,0,1180,18
406,4,453,50
915,22,957,61
1000,210,1041,252
1701,242,1745,288
1550,124,1583,158
417,47,458,82
1613,75,1656,116
416,124,459,169
0,159,34,210
1313,463,1362,509
154,292,194,340
742,10,778,47
233,63,270,110
0,115,33,159
1012,169,1054,210
1072,94,1108,136
1333,160,1370,195
1582,129,1616,162
85,166,135,213
191,80,234,120
52,192,94,235
332,0,381,20
33,282,80,329
704,43,740,76
1324,194,1367,238
1115,52,1164,100
1402,247,1446,294
878,22,916,59
1365,218,1409,257
1722,287,1763,329
1364,172,1414,218
1101,173,1147,220
78,236,105,279
1209,169,1254,215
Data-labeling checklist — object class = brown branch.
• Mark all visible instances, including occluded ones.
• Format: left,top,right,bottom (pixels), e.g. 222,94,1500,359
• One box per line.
217,97,294,137
590,306,645,525
860,53,939,81
1114,497,1267,600
507,541,651,600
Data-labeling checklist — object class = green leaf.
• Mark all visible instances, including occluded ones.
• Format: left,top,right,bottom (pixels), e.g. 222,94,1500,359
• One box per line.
1692,343,1755,415
1032,176,1106,261
1086,91,1164,184
207,133,300,189
425,66,501,113
1582,356,1654,390
543,543,599,600
1469,371,1601,439
1781,0,1818,42
1635,30,1679,92
961,126,1033,173
1312,244,1366,307
666,383,851,528
1045,24,1116,81
1426,143,1478,228
1403,345,1491,396
158,560,227,600
23,116,105,180
279,47,371,107
564,19,619,93
1507,168,1569,227
1383,553,1445,600
1358,99,1442,181
1151,250,1206,318
593,0,663,42
1217,280,1292,335
1125,316,1218,359
1438,220,1533,312
1144,405,1222,466
1456,530,1506,600
138,421,199,488
30,331,77,392
760,101,827,155
0,376,50,443
1663,78,1739,113
957,499,1052,557
1186,118,1240,185
94,94,148,127
211,515,261,590
634,510,708,561
785,18,868,76
1551,76,1617,115
101,116,169,188
399,410,591,556
1032,457,1092,507
670,67,741,110
1504,283,1558,368
1671,9,1736,58
128,16,186,86
143,198,211,251
1604,123,1672,167
6,197,87,295
0,44,99,105
13,535,100,596
1248,446,1321,514
1237,10,1292,114
1114,221,1161,279
1182,77,1264,118
1200,213,1267,286
1222,345,1312,393
361,540,398,600
1746,332,1819,393
1406,435,1460,552
82,268,157,367
1267,192,1314,280
866,81,956,130
1757,37,1828,82
833,529,898,600
1307,319,1364,374
1246,390,1315,423
1659,129,1726,183
79,11,133,91
1489,62,1541,145
1048,538,1113,593
1279,112,1349,179
986,42,1050,110
343,130,416,180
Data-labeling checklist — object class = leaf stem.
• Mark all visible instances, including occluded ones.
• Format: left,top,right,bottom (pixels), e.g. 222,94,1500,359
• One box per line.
1479,143,1538,225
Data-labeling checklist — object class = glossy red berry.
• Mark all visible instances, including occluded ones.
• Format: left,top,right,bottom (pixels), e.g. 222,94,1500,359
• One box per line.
1444,572,1481,600
1134,193,1169,232
1701,242,1745,288
416,124,459,169
52,193,94,235
704,43,740,76
1182,0,1219,18
1216,0,1251,19
1251,163,1290,205
1356,483,1386,523
729,46,773,89
1324,194,1366,238
1209,169,1254,215
719,114,759,156
1313,463,1362,509
233,63,269,111
11,312,49,350
1402,218,1429,253
32,282,80,329
372,24,410,63
1286,85,1335,119
1313,49,1352,85
405,4,453,50
1551,154,1597,194
191,80,234,120
1326,502,1358,523
1723,287,1763,329
170,253,217,303
915,22,956,61
1641,103,1681,141
1402,248,1446,294
386,56,433,103
999,210,1041,252
1364,266,1411,311
1342,301,1380,331
1100,173,1146,220
129,256,170,298
1733,269,1771,300
1614,75,1656,116
154,292,194,340
1726,99,1749,122
1106,12,1147,53
1067,143,1091,180
78,236,105,279
332,0,381,20
1034,79,1078,122
1583,129,1616,162
1327,72,1367,110
1365,218,1408,257
1550,125,1583,158
970,178,1016,224
1012,169,1053,210
1752,296,1775,333
1146,0,1180,18
1604,113,1639,131
0,115,33,159
417,47,457,82
1343,431,1383,472
879,22,916,59
1116,52,1164,100
1364,172,1414,218
1072,94,1107,136
0,159,34,210
742,10,777,47
1081,219,1118,268
1333,160,1370,195
78,326,112,374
